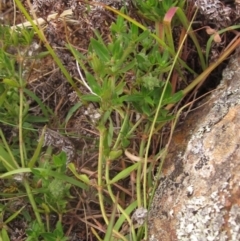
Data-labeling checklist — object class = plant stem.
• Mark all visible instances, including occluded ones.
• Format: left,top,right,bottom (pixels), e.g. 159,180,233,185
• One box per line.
97,124,109,225
23,178,43,227
105,160,133,241
18,55,25,168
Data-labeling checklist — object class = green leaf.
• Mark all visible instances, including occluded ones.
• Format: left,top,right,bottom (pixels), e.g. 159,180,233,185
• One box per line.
118,59,136,73
104,199,117,241
1,229,11,241
67,163,90,185
141,103,151,116
24,88,53,118
121,138,130,148
41,233,55,241
0,146,18,171
5,206,25,224
112,39,124,60
90,53,106,74
110,14,126,33
90,38,110,62
162,90,183,105
135,30,151,42
81,94,101,102
130,22,139,40
25,115,49,123
0,85,8,107
108,150,123,161
121,94,143,102
2,78,19,87
109,163,139,184
53,151,67,167
162,82,172,100
85,72,101,95
65,102,82,125
115,80,125,96
113,200,137,231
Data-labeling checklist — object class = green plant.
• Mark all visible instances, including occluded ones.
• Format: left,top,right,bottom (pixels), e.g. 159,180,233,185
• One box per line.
67,3,240,239
0,203,25,241
66,8,187,239
2,1,240,240
26,220,67,241
0,25,86,239
132,0,186,22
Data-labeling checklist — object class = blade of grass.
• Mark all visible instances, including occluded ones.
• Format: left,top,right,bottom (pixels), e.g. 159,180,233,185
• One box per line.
104,194,118,241
28,126,46,168
0,129,19,170
24,89,53,118
0,168,88,190
164,7,206,70
205,25,240,63
105,160,136,241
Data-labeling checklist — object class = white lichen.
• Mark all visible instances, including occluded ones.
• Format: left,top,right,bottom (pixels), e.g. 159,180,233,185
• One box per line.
228,205,240,240
176,192,227,241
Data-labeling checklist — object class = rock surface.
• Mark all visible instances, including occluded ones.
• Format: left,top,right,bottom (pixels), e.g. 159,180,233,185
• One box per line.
148,50,240,241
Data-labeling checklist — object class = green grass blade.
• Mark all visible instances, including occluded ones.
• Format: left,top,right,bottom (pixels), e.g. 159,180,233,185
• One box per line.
0,129,19,170
104,196,117,241
205,25,240,63
108,163,140,184
164,7,206,70
0,168,88,190
113,200,138,231
4,206,25,224
24,89,53,118
28,126,46,168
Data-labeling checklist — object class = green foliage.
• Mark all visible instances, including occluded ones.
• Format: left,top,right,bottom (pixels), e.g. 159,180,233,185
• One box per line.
67,9,186,240
33,152,72,214
0,203,25,241
0,25,51,135
3,0,232,239
132,0,186,21
68,13,182,123
26,220,67,241
0,25,77,240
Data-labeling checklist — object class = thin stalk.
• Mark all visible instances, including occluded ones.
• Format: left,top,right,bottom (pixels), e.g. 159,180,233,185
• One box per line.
23,178,43,227
105,160,134,241
18,60,25,168
136,123,149,209
18,87,25,168
97,124,109,225
0,129,19,169
112,110,129,149
165,36,240,110
127,116,145,137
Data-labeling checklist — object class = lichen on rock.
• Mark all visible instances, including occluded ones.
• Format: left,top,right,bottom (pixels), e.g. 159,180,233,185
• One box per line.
148,50,240,241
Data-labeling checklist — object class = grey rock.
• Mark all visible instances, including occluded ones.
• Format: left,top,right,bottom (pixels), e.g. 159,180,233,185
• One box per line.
148,49,240,241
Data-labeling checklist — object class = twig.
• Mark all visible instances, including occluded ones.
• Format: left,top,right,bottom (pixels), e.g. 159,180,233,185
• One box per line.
11,9,73,30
